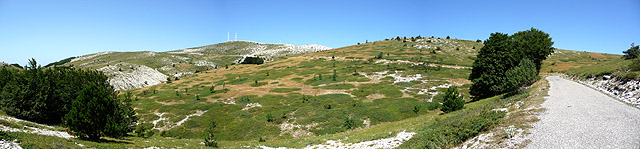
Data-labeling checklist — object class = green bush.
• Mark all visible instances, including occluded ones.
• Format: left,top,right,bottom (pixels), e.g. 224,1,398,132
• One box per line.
343,116,356,130
135,123,155,138
629,59,640,71
441,86,464,113
501,58,538,92
422,111,505,148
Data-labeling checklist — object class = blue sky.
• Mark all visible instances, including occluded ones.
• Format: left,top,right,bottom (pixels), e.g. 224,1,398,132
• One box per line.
1,0,639,66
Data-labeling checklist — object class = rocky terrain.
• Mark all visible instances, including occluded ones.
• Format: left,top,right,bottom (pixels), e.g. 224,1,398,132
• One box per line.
63,41,331,91
97,62,168,91
564,74,640,108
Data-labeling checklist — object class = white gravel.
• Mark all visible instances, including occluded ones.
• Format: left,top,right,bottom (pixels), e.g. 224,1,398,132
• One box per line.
527,76,640,148
242,103,262,111
0,140,21,149
152,110,206,131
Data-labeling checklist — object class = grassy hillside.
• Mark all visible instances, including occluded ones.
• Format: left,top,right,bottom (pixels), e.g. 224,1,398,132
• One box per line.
2,37,615,148
123,37,483,142
3,36,629,148
542,49,632,78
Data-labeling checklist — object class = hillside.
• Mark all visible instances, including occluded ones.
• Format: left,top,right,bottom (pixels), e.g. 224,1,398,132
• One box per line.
61,41,331,90
2,36,624,148
541,49,627,76
116,37,484,146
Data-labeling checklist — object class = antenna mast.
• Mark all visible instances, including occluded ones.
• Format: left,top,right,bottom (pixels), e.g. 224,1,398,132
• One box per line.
235,33,238,41
227,32,229,41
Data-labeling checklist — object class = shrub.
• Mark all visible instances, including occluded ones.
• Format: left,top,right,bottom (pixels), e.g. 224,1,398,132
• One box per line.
446,36,450,39
135,123,155,138
266,113,274,122
240,57,264,64
421,111,505,148
441,86,464,113
343,117,356,130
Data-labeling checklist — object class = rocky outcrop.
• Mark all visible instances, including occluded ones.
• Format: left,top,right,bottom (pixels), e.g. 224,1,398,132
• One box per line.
564,74,640,108
70,51,113,62
97,63,168,91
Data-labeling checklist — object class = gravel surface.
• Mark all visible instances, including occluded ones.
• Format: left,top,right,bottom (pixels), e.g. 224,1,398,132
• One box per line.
527,76,640,148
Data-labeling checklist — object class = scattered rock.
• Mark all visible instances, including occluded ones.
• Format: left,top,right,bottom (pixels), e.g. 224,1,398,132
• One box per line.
303,130,416,149
0,115,75,139
0,140,21,149
242,103,262,111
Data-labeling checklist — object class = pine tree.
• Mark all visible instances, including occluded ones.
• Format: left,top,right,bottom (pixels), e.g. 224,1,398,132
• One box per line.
204,121,218,147
441,86,464,113
332,70,337,81
63,82,136,140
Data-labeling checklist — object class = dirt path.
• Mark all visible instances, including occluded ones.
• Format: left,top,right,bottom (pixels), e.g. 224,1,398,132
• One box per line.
527,76,640,148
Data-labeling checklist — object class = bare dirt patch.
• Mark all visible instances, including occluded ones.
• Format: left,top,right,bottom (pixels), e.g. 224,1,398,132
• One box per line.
364,94,385,102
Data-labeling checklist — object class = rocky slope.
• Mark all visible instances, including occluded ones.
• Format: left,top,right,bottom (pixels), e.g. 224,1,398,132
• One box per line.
564,74,640,108
62,41,331,90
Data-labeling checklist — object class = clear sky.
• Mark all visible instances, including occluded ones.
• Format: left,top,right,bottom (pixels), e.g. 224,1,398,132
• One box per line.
1,0,639,66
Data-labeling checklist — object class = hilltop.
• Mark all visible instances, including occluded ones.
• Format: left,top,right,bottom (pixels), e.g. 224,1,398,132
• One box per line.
58,41,331,90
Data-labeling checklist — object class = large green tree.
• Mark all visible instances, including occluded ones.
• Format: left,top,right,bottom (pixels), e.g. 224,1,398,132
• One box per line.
469,28,554,99
63,82,136,140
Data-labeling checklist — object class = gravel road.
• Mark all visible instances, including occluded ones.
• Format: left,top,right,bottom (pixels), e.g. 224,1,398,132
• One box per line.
527,76,640,148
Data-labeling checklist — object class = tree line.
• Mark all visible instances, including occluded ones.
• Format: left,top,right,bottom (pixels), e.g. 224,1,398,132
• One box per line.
0,58,137,140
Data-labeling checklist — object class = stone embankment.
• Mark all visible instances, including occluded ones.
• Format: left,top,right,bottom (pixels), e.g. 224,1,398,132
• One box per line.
563,74,640,108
